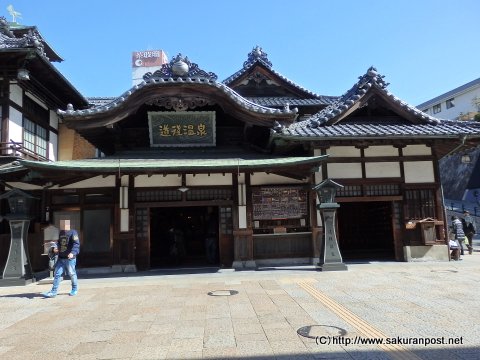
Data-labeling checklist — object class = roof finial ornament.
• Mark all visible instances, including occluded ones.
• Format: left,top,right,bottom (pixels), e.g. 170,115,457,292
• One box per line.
243,45,272,69
143,53,217,81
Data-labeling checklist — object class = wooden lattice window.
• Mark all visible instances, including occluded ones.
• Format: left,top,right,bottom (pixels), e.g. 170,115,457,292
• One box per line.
136,190,181,202
404,189,436,220
186,188,232,201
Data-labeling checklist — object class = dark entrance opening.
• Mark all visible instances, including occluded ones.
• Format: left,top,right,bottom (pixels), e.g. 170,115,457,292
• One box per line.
150,206,219,267
337,201,395,260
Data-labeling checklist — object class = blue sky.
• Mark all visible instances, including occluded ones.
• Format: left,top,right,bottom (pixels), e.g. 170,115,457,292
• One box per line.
3,0,479,106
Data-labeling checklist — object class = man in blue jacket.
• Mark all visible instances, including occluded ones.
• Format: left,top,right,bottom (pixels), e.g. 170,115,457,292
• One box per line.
43,220,80,297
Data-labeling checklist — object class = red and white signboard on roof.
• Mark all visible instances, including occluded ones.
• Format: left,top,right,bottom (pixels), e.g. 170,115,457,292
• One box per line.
132,50,168,68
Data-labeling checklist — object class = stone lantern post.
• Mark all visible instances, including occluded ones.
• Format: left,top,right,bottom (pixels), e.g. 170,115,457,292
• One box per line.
0,188,37,286
313,179,348,271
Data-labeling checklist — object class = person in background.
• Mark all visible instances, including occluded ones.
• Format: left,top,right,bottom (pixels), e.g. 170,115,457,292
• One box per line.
451,215,466,259
461,210,475,255
43,220,80,297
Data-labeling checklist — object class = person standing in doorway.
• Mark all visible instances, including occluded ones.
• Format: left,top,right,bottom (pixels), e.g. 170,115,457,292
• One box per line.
462,210,475,255
43,220,80,297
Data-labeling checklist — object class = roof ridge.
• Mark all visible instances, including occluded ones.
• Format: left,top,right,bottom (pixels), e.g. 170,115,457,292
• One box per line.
280,67,441,132
222,46,321,98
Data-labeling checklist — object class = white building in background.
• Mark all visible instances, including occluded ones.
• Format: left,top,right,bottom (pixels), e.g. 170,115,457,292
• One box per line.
417,77,480,120
132,50,168,86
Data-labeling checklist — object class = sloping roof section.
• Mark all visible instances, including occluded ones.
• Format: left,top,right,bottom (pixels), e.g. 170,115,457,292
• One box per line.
0,155,327,186
58,53,298,127
223,46,322,99
246,96,338,107
272,66,470,139
0,17,58,61
16,155,326,173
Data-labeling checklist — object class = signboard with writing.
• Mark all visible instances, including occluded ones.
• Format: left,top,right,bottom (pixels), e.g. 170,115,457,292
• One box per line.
252,187,308,220
148,111,216,147
132,50,168,67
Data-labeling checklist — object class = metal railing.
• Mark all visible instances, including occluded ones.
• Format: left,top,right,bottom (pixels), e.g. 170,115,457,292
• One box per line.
0,140,47,161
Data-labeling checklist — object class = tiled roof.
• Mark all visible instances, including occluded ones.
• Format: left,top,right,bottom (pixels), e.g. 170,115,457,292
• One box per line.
246,96,338,107
223,46,322,98
59,78,297,118
272,67,460,139
60,54,299,119
0,17,51,61
277,119,480,139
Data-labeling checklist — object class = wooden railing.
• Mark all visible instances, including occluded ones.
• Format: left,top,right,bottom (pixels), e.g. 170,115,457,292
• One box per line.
0,140,47,161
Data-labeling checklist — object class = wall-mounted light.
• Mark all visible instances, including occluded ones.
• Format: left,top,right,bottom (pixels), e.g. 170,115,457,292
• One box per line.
17,68,30,80
177,186,189,193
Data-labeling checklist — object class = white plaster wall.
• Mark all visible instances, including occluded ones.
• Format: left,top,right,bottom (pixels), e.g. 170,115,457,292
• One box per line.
250,173,306,185
327,163,362,179
327,146,361,157
55,175,116,189
364,146,398,157
135,174,182,187
403,144,431,156
187,173,232,186
50,110,59,130
49,131,57,161
8,107,23,143
404,161,435,183
365,162,401,178
9,84,22,106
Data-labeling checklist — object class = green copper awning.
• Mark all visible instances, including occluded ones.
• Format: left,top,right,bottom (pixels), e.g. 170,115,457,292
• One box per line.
17,155,327,173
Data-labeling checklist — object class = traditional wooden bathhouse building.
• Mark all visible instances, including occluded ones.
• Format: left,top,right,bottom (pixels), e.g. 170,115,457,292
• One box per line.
2,20,480,272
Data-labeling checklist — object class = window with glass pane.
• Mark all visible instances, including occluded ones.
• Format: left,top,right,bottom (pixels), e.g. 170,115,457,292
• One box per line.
23,118,47,158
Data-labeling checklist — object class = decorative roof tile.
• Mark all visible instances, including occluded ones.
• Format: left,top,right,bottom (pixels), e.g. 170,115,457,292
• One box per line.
143,53,218,81
0,17,49,60
223,46,322,98
277,119,480,139
275,67,442,135
59,54,298,119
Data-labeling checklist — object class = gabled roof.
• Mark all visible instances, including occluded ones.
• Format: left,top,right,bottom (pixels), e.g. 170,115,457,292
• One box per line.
306,67,441,126
271,67,480,151
223,46,323,99
0,17,88,108
59,54,298,128
0,18,60,61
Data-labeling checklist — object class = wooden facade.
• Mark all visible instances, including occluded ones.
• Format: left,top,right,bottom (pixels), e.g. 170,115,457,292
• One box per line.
2,21,480,273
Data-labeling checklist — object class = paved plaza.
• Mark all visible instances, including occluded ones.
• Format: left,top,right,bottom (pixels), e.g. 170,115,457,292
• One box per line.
0,243,479,360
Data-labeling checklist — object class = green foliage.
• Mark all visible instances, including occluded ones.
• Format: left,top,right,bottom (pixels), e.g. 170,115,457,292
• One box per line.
475,113,480,121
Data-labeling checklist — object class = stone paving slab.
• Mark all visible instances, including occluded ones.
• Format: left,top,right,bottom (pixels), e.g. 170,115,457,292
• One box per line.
0,252,480,359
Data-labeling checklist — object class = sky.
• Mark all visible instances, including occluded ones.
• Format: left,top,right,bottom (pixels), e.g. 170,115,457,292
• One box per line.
2,0,479,106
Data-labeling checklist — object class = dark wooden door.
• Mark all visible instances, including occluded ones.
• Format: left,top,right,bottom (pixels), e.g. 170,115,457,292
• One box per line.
219,206,234,267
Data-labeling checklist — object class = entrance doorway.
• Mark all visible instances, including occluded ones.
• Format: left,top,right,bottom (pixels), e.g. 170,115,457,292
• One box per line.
337,201,395,260
150,206,219,267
